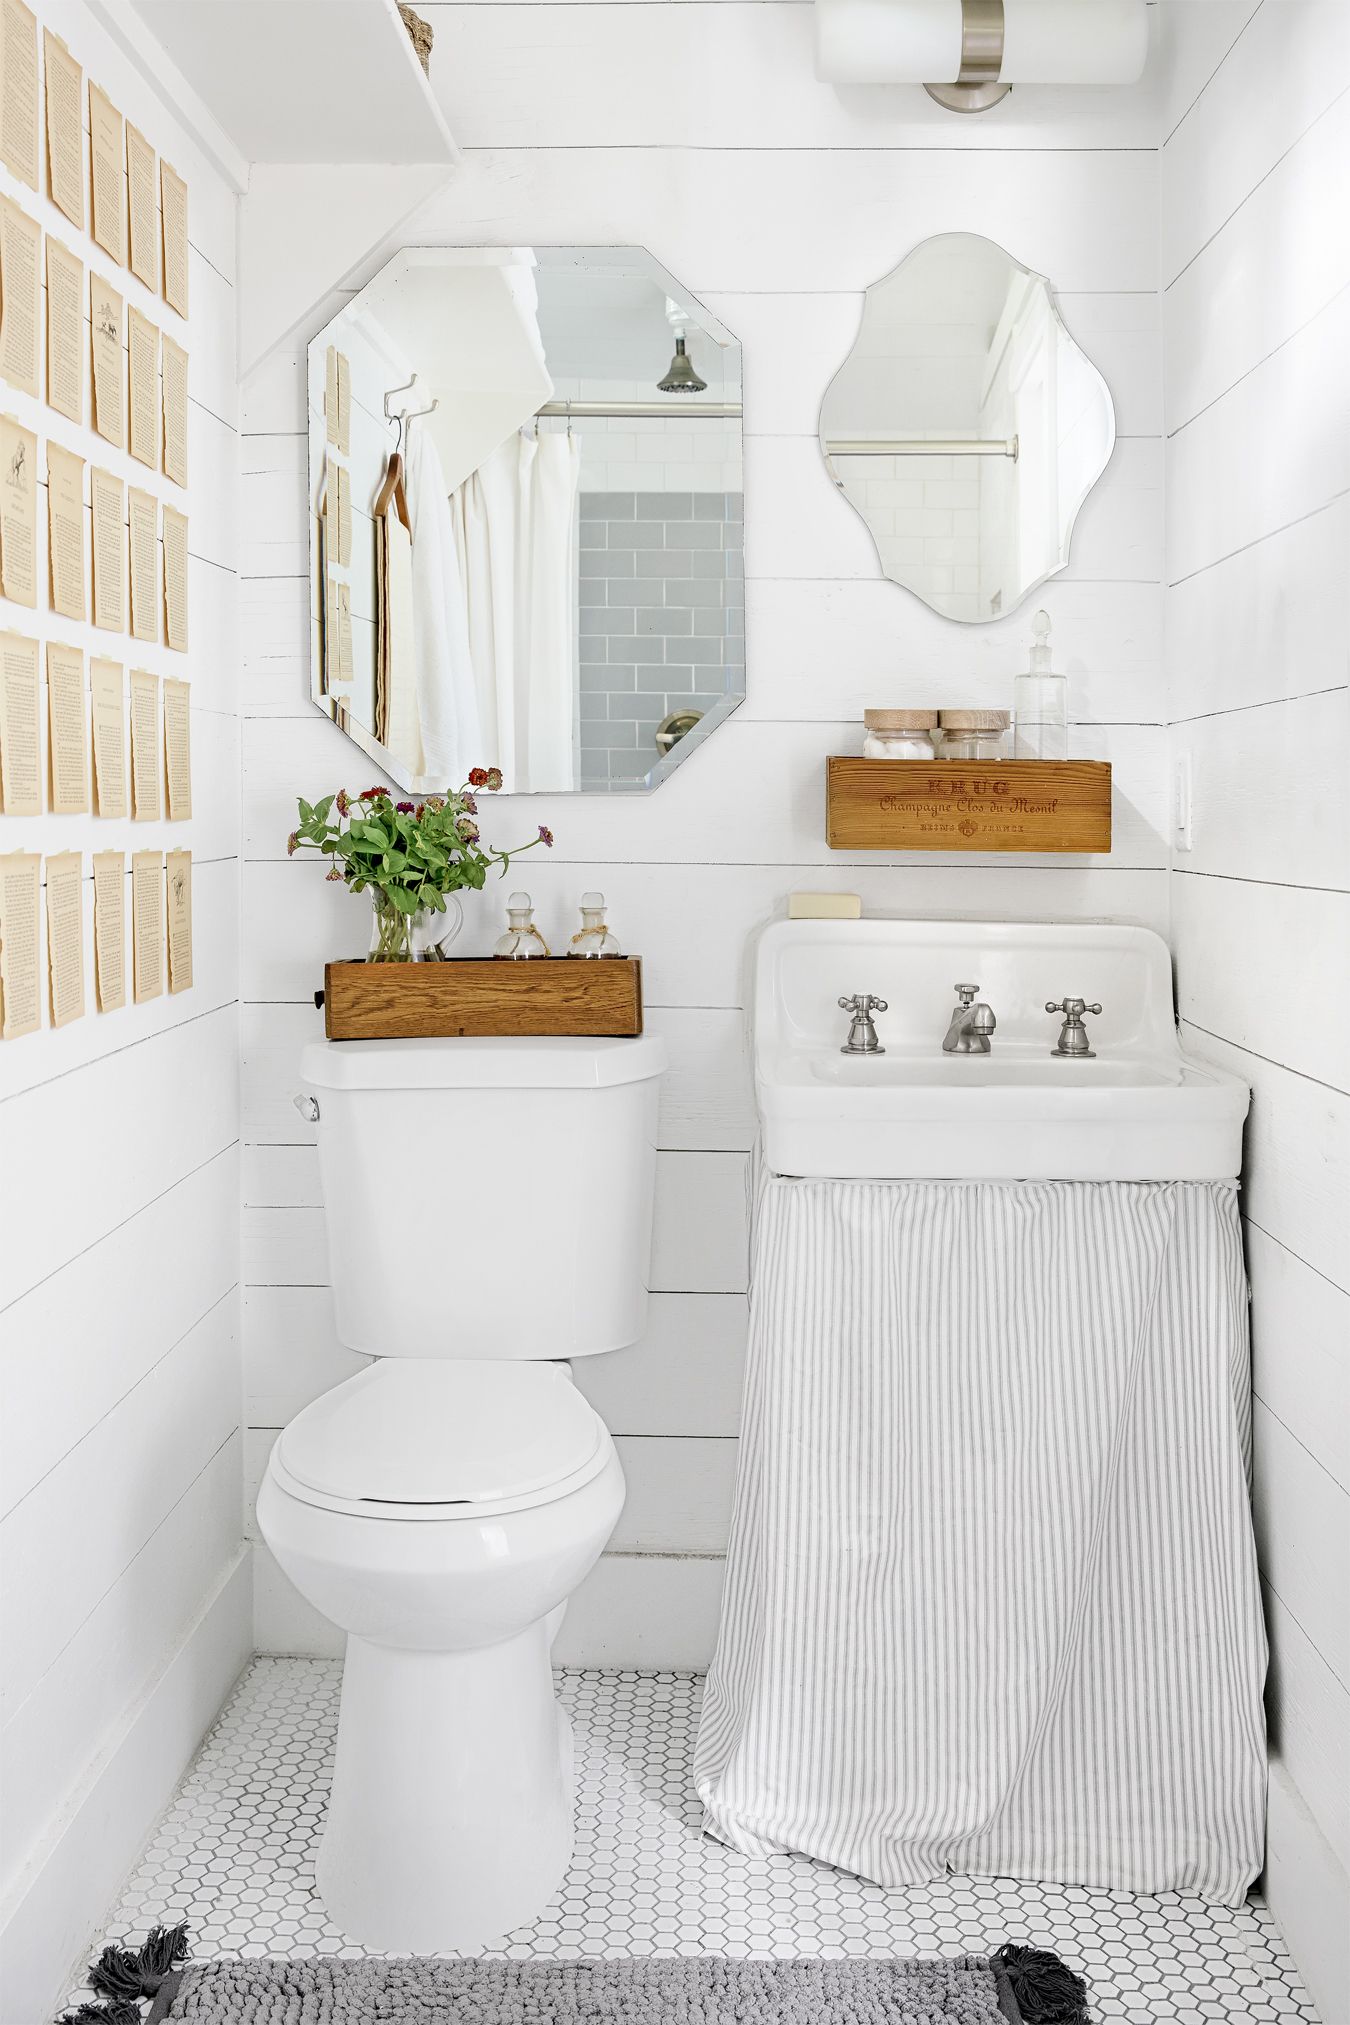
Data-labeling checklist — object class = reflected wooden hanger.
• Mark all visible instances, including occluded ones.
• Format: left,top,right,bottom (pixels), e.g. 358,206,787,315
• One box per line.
379,379,440,533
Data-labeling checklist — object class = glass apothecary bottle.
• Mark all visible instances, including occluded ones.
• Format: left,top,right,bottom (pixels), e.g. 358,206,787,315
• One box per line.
493,892,550,959
936,710,1010,760
1012,610,1069,760
863,710,938,759
568,891,623,959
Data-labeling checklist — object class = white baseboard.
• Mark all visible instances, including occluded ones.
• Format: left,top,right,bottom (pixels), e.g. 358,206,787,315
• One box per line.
0,1553,252,2025
1265,1760,1350,2025
253,1543,725,1671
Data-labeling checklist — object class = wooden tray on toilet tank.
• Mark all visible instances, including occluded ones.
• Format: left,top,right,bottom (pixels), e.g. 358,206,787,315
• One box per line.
321,957,644,1040
826,758,1112,854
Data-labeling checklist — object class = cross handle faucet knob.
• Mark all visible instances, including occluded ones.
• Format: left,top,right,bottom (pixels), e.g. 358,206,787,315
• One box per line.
1045,998,1102,1018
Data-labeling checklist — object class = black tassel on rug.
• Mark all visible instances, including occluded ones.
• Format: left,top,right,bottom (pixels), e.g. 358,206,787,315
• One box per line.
54,1922,191,2022
992,1943,1091,2024
56,2003,144,2025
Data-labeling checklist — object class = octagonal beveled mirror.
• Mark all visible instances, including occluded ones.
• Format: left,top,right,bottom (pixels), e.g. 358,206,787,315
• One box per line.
308,247,743,795
819,233,1115,623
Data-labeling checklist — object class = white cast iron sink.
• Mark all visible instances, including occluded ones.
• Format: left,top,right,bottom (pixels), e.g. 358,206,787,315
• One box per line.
754,920,1249,1182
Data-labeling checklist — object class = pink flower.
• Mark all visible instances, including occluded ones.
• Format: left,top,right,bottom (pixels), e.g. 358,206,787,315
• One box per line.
538,825,554,847
395,800,415,814
325,865,343,882
486,767,504,792
457,817,480,842
363,785,390,799
462,792,478,815
336,789,350,816
287,831,298,855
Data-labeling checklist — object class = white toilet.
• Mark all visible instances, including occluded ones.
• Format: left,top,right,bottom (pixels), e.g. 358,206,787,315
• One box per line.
257,1033,666,1953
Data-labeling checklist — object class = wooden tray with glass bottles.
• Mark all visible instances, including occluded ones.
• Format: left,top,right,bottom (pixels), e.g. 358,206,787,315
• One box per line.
320,957,644,1040
826,758,1112,853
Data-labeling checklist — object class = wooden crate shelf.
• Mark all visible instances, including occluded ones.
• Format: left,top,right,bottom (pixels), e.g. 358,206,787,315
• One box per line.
826,758,1112,854
322,957,643,1040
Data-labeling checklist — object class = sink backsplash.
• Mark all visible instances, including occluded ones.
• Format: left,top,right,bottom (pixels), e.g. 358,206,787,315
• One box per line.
754,920,1178,1058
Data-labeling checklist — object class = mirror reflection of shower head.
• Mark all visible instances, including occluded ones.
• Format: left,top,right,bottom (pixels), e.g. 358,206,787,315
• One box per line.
658,333,707,394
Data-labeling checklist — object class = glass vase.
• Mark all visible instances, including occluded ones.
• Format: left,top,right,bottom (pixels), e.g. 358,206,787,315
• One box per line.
367,891,463,963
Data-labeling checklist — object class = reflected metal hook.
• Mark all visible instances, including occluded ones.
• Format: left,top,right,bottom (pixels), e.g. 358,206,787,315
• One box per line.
383,376,439,456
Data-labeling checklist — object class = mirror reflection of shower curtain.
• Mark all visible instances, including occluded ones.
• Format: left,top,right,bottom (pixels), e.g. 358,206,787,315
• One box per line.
405,424,483,787
450,431,581,793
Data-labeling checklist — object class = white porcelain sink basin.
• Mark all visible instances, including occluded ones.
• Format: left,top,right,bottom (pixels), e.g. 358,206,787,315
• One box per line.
754,920,1249,1182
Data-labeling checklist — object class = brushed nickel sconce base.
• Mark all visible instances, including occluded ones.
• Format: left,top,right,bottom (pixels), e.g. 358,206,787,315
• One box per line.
924,79,1013,112
926,0,1009,114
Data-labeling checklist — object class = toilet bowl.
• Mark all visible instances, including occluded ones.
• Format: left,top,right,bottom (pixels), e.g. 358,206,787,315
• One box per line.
259,1359,624,1951
261,1034,665,1950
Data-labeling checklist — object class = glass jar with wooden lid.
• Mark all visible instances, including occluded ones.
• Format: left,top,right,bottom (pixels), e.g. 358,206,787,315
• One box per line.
936,710,1010,760
862,710,939,760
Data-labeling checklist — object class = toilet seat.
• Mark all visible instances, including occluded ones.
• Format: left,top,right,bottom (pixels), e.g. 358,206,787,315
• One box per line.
272,1359,611,1522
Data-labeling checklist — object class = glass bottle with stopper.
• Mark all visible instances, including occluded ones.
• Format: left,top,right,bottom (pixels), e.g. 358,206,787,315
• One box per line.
494,892,550,959
568,891,623,959
1012,609,1069,761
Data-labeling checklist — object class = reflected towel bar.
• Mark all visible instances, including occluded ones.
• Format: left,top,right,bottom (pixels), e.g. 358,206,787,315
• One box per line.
825,435,1019,457
536,399,742,419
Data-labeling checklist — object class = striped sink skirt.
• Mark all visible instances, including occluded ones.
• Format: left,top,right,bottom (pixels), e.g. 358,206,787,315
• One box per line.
693,1176,1267,1903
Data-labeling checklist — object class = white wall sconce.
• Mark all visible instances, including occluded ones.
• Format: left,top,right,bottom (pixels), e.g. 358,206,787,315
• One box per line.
815,0,1149,112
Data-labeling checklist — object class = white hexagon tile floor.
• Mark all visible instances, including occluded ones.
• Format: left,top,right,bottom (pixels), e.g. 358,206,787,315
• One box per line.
77,1658,1317,2024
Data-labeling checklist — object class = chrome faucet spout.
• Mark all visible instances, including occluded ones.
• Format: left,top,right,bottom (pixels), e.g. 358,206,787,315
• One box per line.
942,982,997,1054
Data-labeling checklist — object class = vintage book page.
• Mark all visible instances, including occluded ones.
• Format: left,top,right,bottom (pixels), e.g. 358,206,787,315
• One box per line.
161,331,187,485
162,675,191,819
0,627,39,814
44,848,83,1026
166,848,191,994
0,193,39,396
337,582,354,680
92,849,124,1010
45,638,86,812
127,305,158,466
0,413,36,604
162,502,187,650
126,119,157,291
160,159,187,317
328,458,352,568
90,270,124,447
88,81,125,265
337,351,351,454
45,233,82,423
131,848,162,1002
0,0,38,189
89,655,126,817
128,666,159,820
325,346,340,447
128,485,157,642
0,849,40,1037
91,464,125,631
42,28,81,226
46,439,86,621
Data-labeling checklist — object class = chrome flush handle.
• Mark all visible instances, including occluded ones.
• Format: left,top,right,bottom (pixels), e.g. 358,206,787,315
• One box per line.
839,993,888,1056
293,1093,320,1123
1046,998,1102,1059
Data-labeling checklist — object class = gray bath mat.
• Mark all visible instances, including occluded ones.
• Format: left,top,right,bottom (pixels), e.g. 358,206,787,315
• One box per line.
134,1948,1090,2025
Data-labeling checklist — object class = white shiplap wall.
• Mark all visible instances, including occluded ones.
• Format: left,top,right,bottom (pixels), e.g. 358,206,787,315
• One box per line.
0,6,244,2017
240,5,1171,1666
1161,3,1350,2018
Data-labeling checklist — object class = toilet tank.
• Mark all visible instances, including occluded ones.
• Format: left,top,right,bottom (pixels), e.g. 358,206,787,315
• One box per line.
300,1036,666,1360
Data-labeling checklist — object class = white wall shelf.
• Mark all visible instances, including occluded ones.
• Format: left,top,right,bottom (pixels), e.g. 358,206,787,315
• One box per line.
125,0,457,169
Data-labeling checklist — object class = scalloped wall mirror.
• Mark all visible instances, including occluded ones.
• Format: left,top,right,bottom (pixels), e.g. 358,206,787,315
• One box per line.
819,233,1115,624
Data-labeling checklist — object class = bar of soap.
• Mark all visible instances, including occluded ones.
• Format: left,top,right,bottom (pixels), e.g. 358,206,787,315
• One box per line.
788,892,863,920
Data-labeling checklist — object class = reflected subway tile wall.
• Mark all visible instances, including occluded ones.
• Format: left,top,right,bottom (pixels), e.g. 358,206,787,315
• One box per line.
578,492,744,789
